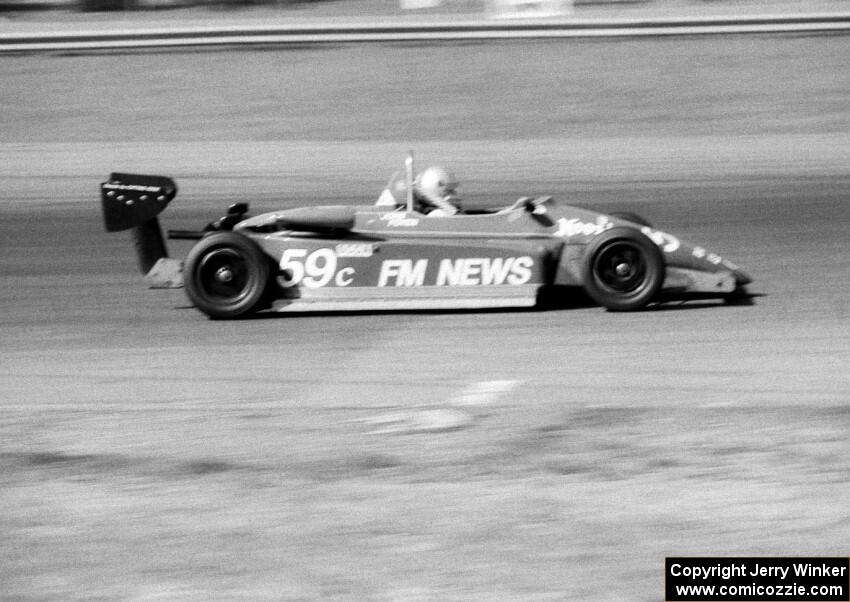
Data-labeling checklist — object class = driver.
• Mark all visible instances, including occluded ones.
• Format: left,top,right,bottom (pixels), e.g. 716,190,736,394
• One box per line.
375,165,462,216
413,166,460,216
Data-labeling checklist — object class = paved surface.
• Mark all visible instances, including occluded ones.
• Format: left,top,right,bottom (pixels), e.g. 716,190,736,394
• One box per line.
2,167,849,600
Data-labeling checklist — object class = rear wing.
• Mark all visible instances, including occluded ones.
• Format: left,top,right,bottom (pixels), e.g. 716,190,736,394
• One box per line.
101,173,180,286
101,172,176,233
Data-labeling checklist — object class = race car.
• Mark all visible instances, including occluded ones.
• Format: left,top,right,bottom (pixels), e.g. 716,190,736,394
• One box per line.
100,154,751,319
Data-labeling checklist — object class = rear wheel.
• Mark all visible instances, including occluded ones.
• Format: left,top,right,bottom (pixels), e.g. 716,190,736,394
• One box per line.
184,232,271,319
581,227,664,311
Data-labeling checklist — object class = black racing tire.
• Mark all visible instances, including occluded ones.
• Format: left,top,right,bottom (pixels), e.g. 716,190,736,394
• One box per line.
581,227,665,311
608,211,653,228
183,231,271,319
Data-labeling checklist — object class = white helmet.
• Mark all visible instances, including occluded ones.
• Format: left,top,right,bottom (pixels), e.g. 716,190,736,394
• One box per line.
415,166,459,204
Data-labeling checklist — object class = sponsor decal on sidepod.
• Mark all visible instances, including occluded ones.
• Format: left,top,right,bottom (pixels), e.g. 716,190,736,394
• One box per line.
279,248,534,289
379,257,534,287
554,217,612,238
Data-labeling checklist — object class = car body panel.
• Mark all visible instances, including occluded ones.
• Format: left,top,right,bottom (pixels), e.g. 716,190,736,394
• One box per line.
234,200,749,307
241,213,559,312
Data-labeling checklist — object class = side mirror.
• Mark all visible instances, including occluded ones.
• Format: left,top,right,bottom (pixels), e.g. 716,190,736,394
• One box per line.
526,196,554,226
524,195,552,214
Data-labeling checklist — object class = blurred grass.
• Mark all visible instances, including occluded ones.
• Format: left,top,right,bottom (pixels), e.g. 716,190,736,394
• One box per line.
4,407,849,484
1,405,848,599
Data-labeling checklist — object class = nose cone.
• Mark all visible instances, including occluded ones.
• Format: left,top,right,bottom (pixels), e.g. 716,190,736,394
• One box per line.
733,268,752,286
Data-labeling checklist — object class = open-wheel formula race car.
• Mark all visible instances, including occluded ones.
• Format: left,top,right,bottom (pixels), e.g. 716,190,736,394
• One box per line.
101,154,751,319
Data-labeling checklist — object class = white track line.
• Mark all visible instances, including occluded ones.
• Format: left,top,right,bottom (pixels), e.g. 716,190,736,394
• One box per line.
449,379,521,407
361,379,521,434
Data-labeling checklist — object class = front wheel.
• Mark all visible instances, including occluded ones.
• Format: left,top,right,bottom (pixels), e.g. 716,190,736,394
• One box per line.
581,227,665,311
184,232,271,319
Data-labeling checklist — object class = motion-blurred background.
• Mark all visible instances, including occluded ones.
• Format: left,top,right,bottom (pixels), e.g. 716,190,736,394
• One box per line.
1,0,848,600
2,0,848,18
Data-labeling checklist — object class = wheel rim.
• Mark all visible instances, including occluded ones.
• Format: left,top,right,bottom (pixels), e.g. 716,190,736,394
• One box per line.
592,241,648,294
196,248,253,304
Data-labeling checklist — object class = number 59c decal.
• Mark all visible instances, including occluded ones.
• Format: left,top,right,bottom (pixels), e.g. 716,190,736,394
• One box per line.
278,248,355,288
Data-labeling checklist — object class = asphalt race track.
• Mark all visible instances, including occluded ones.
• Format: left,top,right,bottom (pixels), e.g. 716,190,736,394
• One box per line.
1,34,849,599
